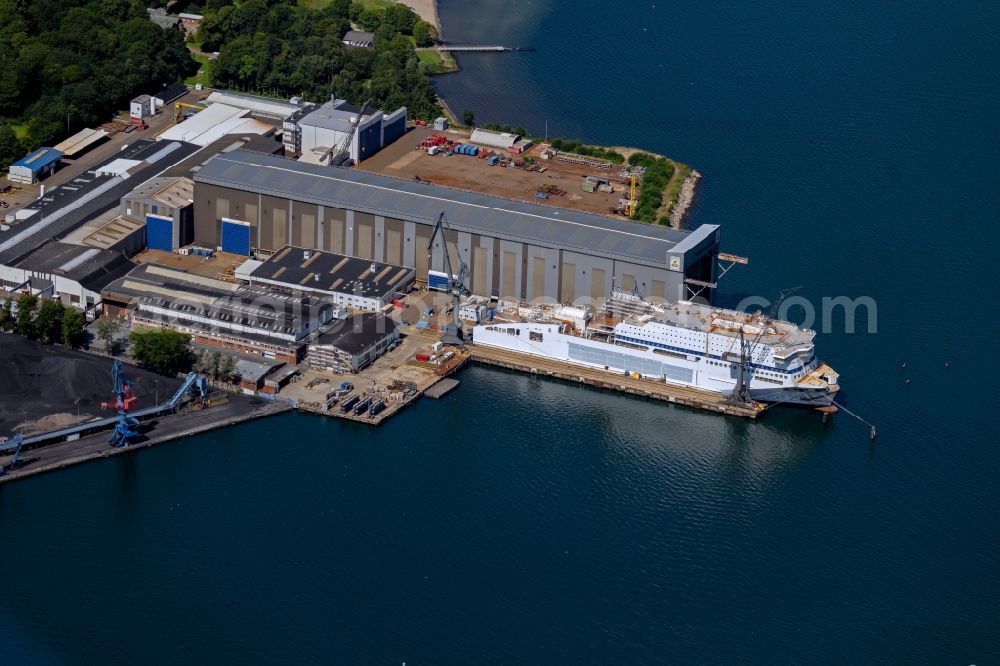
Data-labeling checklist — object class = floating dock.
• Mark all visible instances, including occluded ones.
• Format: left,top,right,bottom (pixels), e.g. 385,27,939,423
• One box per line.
424,378,460,399
466,344,763,419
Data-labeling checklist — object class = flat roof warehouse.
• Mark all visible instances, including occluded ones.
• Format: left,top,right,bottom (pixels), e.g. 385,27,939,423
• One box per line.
194,151,709,266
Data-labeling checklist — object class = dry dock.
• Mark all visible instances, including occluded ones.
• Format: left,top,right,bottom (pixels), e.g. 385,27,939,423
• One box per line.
466,344,763,419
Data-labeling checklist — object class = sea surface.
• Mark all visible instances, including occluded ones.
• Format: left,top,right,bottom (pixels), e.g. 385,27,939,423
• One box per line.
3,0,999,663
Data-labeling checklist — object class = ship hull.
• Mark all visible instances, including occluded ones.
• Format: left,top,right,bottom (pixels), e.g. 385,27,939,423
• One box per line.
472,321,837,407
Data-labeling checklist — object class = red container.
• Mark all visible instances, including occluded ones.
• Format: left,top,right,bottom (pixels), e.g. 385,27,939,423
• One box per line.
415,353,431,362
392,299,404,308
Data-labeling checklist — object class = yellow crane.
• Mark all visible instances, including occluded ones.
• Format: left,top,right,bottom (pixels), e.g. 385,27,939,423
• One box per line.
173,101,206,124
623,172,638,218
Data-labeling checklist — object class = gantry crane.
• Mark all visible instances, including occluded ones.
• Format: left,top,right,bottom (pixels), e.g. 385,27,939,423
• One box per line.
427,211,470,344
0,432,25,476
173,101,205,124
101,359,140,447
329,99,371,167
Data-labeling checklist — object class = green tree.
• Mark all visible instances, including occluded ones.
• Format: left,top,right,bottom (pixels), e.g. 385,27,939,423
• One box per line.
0,300,13,332
220,355,236,383
61,308,86,348
462,109,475,127
0,122,24,172
13,293,37,338
129,328,193,375
209,350,222,380
412,20,433,47
34,299,64,344
97,316,121,354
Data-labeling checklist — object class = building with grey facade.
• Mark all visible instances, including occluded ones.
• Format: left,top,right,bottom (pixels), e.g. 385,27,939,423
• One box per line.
192,150,721,306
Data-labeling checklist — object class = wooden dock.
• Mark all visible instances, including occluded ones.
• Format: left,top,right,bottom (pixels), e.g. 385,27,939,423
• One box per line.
466,344,763,419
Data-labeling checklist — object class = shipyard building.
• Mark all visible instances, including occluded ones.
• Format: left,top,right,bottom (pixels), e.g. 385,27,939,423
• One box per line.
192,151,721,306
236,245,414,312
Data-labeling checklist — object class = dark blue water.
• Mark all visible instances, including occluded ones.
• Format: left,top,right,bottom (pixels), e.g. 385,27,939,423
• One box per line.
3,1,999,662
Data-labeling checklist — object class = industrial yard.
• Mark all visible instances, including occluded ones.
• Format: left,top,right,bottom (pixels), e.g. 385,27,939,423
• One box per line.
0,84,740,486
0,333,184,435
359,126,644,219
284,326,468,425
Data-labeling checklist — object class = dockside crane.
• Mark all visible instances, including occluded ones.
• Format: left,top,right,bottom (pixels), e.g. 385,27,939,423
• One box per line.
0,433,25,476
101,359,140,447
728,287,800,406
427,211,470,344
329,100,371,167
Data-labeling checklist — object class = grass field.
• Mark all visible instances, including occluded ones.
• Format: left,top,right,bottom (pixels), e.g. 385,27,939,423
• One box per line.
10,124,28,141
416,49,458,74
185,52,212,87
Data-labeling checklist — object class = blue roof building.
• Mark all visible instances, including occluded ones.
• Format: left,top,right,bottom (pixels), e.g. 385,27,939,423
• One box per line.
8,147,64,184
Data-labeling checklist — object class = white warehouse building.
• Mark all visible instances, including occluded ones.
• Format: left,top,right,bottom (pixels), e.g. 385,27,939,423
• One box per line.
284,97,407,164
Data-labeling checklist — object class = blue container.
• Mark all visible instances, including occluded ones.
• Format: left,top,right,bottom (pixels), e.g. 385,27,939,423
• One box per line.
469,146,479,156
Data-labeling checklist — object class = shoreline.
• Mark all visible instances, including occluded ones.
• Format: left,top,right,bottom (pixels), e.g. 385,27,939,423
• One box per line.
402,0,698,226
404,0,441,35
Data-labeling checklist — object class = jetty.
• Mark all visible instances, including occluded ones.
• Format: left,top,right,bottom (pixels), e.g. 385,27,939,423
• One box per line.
466,344,764,419
436,45,535,52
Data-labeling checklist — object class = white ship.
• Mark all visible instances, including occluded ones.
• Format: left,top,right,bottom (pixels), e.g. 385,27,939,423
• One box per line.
471,289,840,407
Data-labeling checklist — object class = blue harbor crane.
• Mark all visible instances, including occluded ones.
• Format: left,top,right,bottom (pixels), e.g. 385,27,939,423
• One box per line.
427,211,470,345
101,359,139,447
0,433,25,476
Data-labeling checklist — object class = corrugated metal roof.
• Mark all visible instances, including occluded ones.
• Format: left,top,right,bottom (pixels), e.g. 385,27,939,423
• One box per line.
54,128,108,157
195,151,701,266
11,147,63,170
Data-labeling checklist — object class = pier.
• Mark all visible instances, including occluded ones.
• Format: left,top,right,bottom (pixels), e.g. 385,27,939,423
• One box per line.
436,45,535,52
466,344,763,419
0,397,292,485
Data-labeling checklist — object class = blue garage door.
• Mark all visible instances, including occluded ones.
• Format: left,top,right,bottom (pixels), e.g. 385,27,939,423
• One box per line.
382,117,405,145
221,218,251,255
146,214,174,251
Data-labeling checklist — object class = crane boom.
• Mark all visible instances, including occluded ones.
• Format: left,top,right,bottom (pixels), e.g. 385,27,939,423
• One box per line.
729,287,801,405
329,99,371,167
427,212,470,343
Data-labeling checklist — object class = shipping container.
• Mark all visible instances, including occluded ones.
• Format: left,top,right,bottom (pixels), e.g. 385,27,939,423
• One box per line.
486,155,499,166
415,353,431,362
340,394,359,413
368,400,386,417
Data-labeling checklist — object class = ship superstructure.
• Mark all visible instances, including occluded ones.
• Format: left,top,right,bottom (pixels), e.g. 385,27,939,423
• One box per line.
472,289,839,406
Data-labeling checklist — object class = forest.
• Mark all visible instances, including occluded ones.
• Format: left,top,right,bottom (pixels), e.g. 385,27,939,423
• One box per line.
1,0,442,173
0,0,196,171
199,0,440,120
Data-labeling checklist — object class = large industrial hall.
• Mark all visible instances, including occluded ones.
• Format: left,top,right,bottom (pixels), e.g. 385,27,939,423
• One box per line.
192,150,721,305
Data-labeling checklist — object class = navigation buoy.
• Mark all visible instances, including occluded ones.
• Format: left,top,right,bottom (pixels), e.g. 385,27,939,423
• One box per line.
944,362,949,368
901,362,907,368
